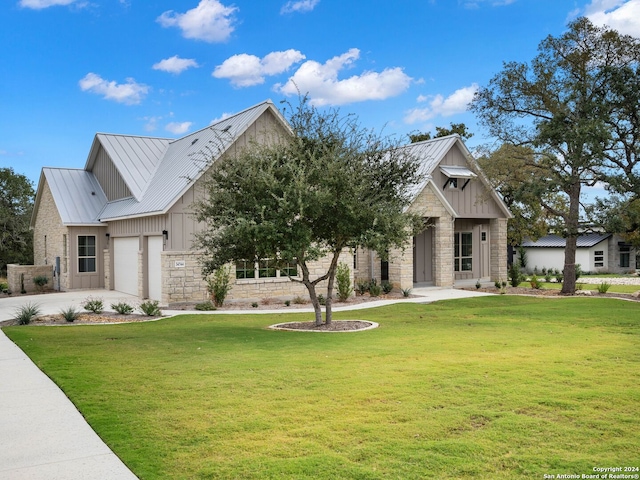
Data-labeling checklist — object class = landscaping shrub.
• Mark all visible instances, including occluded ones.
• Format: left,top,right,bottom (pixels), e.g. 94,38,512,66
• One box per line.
575,264,583,281
139,300,161,316
555,270,564,283
0,280,8,293
111,302,134,315
597,281,612,294
544,271,552,283
13,302,41,325
401,287,412,297
355,278,369,296
381,281,393,294
317,294,326,305
194,301,216,311
206,266,232,307
476,279,482,289
33,275,49,292
82,296,104,314
336,262,353,301
369,283,382,297
60,306,79,322
508,263,522,287
251,302,258,308
494,280,502,289
284,300,291,307
530,275,542,289
292,296,306,305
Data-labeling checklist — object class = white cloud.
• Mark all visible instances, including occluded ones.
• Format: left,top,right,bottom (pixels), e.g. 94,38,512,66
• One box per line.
79,73,149,105
281,0,319,14
583,0,640,37
19,0,78,8
213,50,305,87
276,48,412,106
404,84,479,124
153,55,199,74
165,122,193,135
157,0,237,43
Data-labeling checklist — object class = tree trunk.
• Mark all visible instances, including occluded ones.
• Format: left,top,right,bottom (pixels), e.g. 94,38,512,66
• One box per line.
298,261,324,326
324,250,342,325
561,181,581,294
307,283,324,326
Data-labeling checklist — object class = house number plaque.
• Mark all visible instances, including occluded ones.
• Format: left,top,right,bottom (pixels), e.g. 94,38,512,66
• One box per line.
174,260,186,268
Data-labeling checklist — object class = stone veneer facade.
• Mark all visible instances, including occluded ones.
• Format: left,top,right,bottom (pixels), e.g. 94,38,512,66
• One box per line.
7,264,55,294
160,250,354,306
32,181,70,290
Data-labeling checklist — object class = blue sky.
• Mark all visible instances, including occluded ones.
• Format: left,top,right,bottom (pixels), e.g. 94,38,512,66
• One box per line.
2,0,640,195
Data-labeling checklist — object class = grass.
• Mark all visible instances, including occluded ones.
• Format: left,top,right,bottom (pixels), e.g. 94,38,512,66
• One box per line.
3,297,639,479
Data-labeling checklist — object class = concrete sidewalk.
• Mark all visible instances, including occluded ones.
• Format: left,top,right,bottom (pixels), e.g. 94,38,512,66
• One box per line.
0,329,137,479
0,286,492,479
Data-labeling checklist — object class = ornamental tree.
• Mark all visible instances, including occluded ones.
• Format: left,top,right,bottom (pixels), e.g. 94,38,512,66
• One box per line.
192,100,424,325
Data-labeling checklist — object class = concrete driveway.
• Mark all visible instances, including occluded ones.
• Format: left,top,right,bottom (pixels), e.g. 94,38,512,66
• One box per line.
0,289,139,322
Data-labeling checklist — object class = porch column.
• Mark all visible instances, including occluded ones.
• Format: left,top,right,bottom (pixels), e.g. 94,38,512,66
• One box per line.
490,218,508,282
434,215,454,287
389,240,413,291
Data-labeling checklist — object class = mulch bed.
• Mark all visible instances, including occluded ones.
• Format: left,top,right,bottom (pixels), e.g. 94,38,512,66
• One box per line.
0,312,162,327
466,286,640,302
269,320,376,332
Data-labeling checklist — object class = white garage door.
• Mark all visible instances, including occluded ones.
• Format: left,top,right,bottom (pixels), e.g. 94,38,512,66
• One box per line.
114,237,139,296
147,236,163,301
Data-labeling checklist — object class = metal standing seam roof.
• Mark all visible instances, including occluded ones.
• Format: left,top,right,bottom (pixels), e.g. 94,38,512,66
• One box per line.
41,168,108,225
98,100,287,221
94,134,171,201
521,233,612,248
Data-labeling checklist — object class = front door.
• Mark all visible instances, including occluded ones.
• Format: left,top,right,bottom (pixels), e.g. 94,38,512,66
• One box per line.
413,228,433,283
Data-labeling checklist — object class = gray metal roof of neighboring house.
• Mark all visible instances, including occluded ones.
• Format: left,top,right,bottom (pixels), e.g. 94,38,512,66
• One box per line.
42,168,108,225
98,100,287,221
521,233,612,248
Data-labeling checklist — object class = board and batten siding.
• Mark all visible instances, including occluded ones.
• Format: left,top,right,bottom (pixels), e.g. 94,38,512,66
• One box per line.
438,144,502,218
92,146,133,201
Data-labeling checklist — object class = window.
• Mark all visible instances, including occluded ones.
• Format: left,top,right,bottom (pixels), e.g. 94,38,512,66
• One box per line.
481,231,487,242
454,232,473,272
78,235,96,273
594,250,604,268
236,259,297,280
62,234,68,273
235,260,255,279
280,261,298,278
258,259,277,278
620,245,631,268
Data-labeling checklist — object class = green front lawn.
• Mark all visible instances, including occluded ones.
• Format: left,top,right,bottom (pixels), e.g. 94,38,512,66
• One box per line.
4,297,639,479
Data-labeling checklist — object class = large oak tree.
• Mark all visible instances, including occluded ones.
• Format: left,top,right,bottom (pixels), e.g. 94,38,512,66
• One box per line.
471,17,640,293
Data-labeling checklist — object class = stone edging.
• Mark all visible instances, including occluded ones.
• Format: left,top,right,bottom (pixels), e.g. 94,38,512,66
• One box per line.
268,320,379,333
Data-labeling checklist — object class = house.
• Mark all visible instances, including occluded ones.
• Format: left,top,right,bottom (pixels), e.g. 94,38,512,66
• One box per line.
30,100,510,305
355,135,512,289
520,234,639,274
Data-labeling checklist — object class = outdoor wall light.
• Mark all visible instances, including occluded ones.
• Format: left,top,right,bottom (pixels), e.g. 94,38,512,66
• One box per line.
162,230,169,241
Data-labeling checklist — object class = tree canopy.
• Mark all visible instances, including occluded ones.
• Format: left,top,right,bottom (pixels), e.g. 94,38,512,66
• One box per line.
193,100,424,325
409,122,474,143
0,167,34,276
471,17,640,293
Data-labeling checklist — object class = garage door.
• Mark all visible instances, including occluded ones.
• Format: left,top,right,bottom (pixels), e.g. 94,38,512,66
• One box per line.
114,237,139,296
147,236,163,301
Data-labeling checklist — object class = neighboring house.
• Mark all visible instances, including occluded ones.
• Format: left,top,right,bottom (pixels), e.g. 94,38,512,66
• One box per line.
520,233,639,274
31,100,511,305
